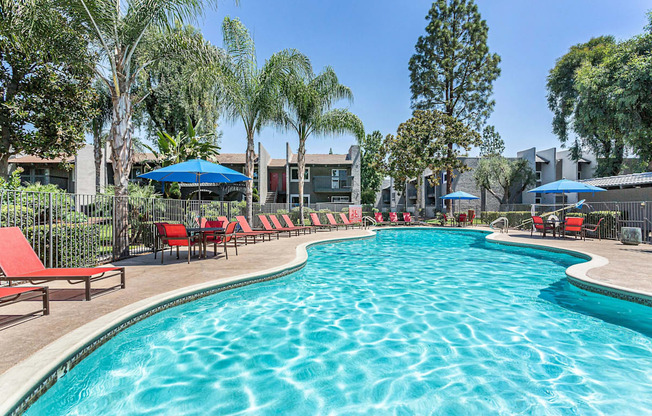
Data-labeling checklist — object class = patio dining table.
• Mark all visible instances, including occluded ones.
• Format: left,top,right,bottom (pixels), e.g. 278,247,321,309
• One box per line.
186,227,225,258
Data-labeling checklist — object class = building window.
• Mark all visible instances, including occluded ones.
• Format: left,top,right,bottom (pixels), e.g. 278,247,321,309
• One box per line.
290,194,310,205
331,169,348,189
535,171,542,182
331,196,350,203
534,193,542,204
290,167,309,182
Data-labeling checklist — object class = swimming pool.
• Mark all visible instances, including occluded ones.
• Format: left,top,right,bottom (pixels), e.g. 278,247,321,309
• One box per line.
25,229,652,415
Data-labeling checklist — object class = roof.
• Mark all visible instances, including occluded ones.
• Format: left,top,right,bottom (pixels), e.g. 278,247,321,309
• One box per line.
213,153,257,165
269,159,286,167
288,154,351,165
581,172,652,188
535,154,549,163
9,155,74,164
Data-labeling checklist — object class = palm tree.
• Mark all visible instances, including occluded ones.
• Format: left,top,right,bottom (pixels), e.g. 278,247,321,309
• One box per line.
60,0,216,257
280,67,364,224
198,17,310,221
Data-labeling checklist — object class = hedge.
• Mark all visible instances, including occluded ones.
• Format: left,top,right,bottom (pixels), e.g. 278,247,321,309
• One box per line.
23,224,102,268
481,211,532,227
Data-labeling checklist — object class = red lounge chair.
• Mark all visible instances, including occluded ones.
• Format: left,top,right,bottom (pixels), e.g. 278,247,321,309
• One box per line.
389,212,404,225
467,210,476,227
310,213,336,231
564,217,585,239
216,216,263,244
531,216,555,238
326,213,346,230
582,218,604,240
374,212,390,226
0,286,49,328
403,212,413,225
280,215,312,234
160,224,201,264
195,217,208,228
0,227,125,301
339,213,362,228
258,215,296,237
236,216,278,241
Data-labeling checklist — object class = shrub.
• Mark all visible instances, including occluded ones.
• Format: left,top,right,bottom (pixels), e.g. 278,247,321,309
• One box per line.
481,211,532,227
1,205,35,227
24,224,101,268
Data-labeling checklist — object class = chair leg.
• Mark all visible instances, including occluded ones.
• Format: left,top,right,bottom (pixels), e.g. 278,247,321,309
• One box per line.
43,287,50,315
176,246,180,259
224,239,228,260
234,240,238,256
85,278,91,301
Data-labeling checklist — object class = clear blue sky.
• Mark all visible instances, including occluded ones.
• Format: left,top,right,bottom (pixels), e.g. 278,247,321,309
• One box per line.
195,0,650,158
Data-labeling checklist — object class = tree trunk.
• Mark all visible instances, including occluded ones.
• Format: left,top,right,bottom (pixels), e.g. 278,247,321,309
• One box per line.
0,152,9,181
244,130,255,222
93,131,102,194
298,137,306,225
416,175,422,219
109,91,133,260
446,143,453,212
0,123,14,180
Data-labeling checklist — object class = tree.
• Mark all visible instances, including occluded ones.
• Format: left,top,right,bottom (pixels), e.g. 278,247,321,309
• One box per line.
474,156,535,205
281,67,364,224
60,0,216,258
138,25,221,139
409,0,500,208
479,125,505,156
359,131,384,204
199,17,310,221
546,36,626,176
381,110,480,215
89,80,112,193
0,0,96,179
574,15,652,171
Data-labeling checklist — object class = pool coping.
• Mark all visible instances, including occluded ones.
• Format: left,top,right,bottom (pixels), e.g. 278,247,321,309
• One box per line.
0,226,648,415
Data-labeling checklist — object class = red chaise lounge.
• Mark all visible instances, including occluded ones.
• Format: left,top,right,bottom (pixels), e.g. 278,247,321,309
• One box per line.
310,213,336,231
0,227,125,301
339,213,362,228
0,286,49,328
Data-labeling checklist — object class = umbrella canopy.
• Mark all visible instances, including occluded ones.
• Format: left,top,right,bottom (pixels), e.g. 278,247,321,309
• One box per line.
527,179,605,194
440,191,480,200
138,159,251,184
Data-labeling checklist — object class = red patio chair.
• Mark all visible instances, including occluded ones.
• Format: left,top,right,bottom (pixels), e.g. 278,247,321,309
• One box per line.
280,215,312,234
0,286,49,328
154,222,171,259
389,212,404,225
582,217,604,241
339,213,362,228
458,213,467,227
0,227,125,301
326,213,346,230
258,215,295,237
531,216,555,238
160,224,201,264
564,217,585,239
236,216,278,241
374,212,390,226
403,212,413,225
310,213,336,231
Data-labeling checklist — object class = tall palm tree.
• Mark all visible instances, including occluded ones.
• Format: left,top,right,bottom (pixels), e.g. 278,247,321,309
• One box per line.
60,0,216,257
280,67,364,224
197,17,310,221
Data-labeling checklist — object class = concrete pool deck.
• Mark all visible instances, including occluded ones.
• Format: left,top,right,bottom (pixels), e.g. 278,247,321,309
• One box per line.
0,225,651,414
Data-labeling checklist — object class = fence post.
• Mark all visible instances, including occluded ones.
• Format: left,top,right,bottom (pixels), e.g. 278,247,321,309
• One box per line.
48,192,53,268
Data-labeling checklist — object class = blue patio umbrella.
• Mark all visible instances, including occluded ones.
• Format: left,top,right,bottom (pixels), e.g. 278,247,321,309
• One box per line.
527,179,606,194
138,159,251,202
440,191,480,218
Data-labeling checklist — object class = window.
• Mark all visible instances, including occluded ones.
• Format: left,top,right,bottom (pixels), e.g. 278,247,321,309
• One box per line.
331,196,350,203
290,194,310,205
534,193,542,204
290,167,309,182
535,171,542,182
331,169,348,189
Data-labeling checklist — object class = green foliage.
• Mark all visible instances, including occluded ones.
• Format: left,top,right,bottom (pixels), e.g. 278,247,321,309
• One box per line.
0,168,23,190
563,211,618,239
381,110,481,198
408,0,501,128
573,16,652,170
359,130,384,202
1,205,35,227
474,156,536,204
0,0,96,177
24,225,101,268
138,25,221,139
547,36,625,176
479,126,505,157
481,211,532,227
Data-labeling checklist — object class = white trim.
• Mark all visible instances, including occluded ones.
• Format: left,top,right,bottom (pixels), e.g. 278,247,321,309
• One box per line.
290,194,310,205
290,167,309,182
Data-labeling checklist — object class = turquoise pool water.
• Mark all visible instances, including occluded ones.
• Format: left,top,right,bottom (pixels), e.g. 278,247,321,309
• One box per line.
26,229,652,415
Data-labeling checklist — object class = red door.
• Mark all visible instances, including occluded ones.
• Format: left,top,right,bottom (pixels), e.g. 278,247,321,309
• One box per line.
270,172,278,191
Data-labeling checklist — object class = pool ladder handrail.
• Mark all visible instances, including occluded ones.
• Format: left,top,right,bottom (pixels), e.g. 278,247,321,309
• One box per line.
490,217,509,233
362,216,376,227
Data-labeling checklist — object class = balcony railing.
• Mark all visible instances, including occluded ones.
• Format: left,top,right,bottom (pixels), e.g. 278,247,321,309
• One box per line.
312,176,353,193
